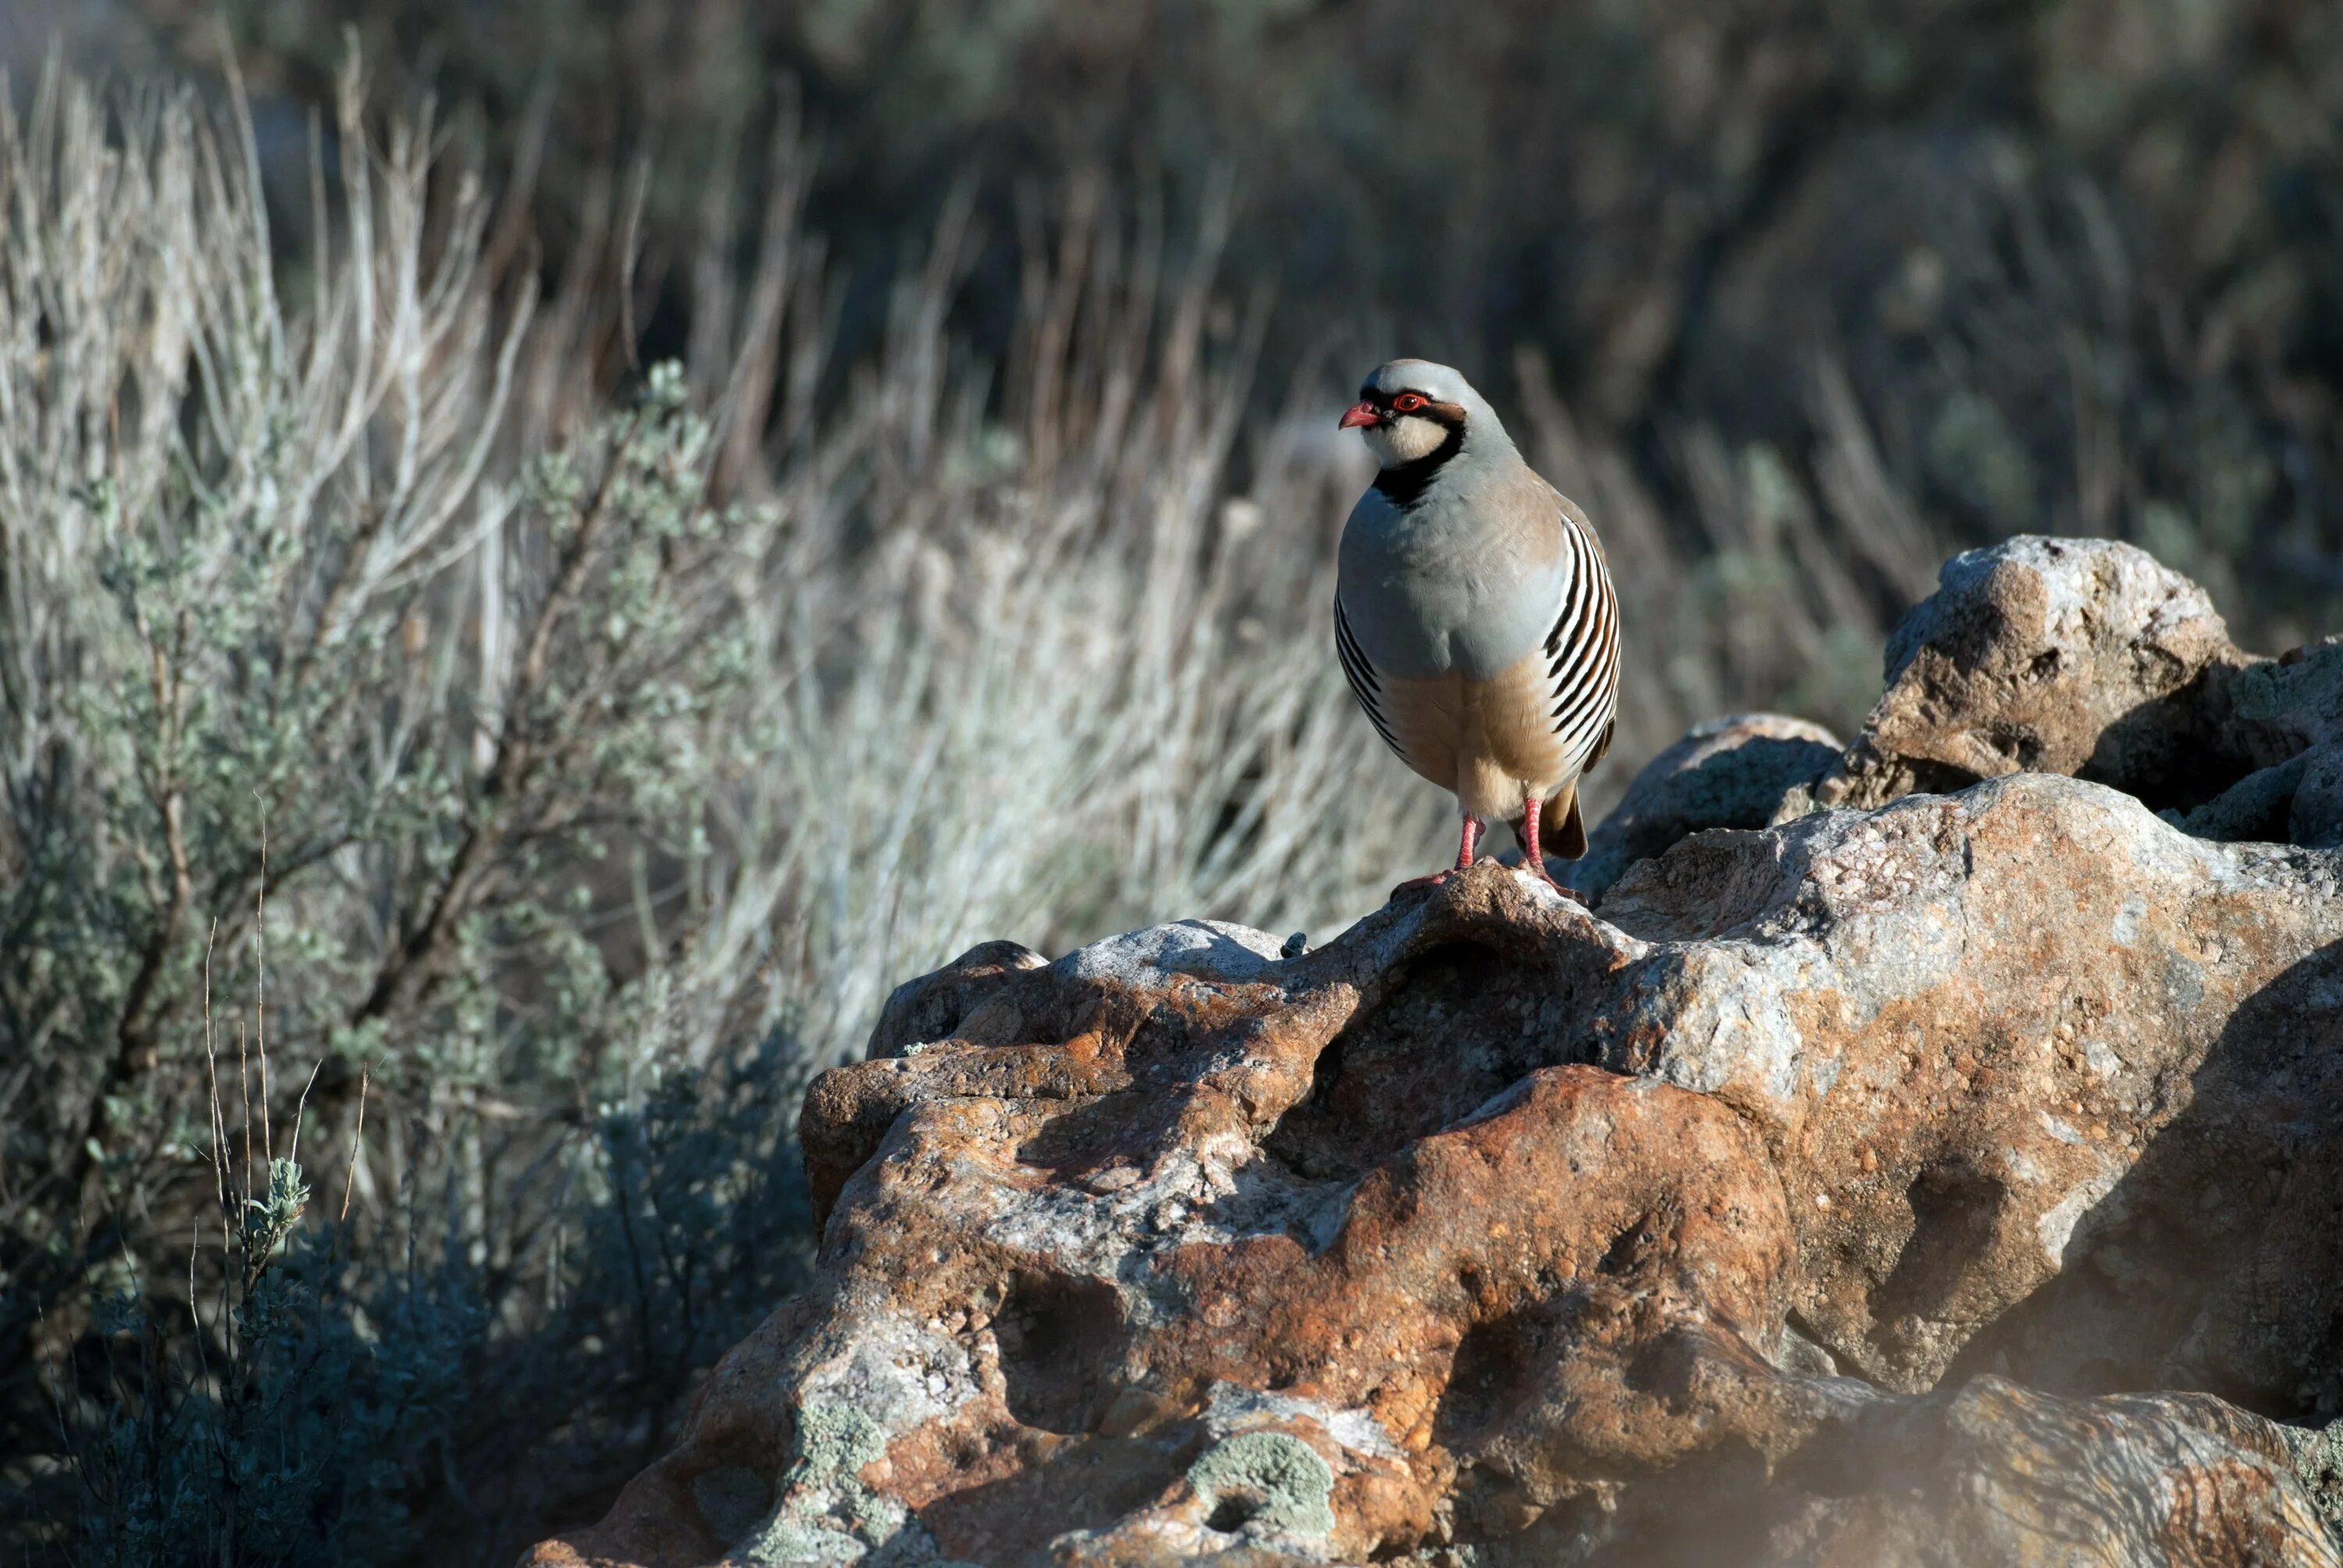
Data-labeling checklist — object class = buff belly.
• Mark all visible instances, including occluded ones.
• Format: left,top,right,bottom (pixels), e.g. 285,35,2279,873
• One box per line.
1376,644,1576,823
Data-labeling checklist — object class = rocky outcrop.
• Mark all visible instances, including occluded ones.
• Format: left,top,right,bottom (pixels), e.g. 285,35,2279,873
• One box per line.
1755,1381,2342,1567
1815,535,2343,850
531,540,2343,1567
1818,535,2252,811
1564,538,2342,901
1557,714,1842,902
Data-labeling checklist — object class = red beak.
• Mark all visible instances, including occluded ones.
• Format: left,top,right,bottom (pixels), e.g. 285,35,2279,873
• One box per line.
1339,401,1381,429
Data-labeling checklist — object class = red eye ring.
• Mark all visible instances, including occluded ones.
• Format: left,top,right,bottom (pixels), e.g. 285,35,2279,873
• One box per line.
1392,393,1427,413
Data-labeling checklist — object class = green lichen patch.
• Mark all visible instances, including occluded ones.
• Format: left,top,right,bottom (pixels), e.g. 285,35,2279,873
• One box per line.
791,1402,890,1481
746,1515,866,1566
741,1402,911,1565
1187,1429,1336,1537
2284,1420,2343,1545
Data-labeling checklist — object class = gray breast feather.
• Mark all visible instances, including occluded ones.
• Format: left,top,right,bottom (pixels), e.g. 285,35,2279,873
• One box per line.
1336,486,1571,682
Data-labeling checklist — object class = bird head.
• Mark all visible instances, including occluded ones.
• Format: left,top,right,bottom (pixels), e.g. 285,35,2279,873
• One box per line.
1339,359,1482,469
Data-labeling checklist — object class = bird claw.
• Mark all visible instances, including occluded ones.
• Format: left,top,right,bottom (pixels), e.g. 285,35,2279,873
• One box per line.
1389,868,1460,898
1517,859,1586,903
1389,861,1587,906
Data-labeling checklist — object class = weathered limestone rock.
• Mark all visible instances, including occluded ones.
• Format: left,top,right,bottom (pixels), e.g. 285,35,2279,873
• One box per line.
864,939,1052,1059
2238,633,2343,761
1745,1383,2343,1568
1811,534,2343,857
1557,714,1841,903
530,540,2342,1566
532,782,2343,1566
2294,744,2343,849
1820,535,2255,812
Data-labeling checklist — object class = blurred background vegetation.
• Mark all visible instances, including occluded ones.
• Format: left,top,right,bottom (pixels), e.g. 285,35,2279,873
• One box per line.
2,1,2338,1562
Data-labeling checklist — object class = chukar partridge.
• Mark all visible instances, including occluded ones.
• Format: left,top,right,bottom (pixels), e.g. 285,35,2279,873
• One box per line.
1333,359,1618,894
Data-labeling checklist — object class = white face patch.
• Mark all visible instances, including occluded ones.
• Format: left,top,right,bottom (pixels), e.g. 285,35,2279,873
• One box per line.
1361,413,1451,467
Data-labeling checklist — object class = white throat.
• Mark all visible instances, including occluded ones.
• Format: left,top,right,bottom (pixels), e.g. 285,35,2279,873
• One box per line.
1363,414,1451,468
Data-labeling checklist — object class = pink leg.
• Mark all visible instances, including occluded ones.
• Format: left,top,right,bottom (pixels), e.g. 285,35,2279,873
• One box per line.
1517,796,1579,899
1392,813,1482,896
1453,813,1482,871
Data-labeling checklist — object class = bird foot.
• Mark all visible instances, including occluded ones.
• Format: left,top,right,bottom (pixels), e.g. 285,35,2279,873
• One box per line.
1515,858,1586,904
1392,818,1491,900
1390,868,1460,898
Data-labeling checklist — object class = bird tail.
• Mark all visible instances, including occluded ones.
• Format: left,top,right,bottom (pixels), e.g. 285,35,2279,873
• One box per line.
1550,784,1589,860
1541,721,1612,861
1516,783,1589,862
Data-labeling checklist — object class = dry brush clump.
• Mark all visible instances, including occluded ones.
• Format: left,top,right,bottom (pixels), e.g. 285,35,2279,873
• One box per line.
0,59,799,1557
0,56,1956,1566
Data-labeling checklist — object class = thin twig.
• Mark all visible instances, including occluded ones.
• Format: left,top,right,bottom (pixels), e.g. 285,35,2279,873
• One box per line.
341,1064,370,1224
287,1060,324,1167
255,794,270,1165
351,407,645,1027
237,1019,253,1205
201,919,227,1220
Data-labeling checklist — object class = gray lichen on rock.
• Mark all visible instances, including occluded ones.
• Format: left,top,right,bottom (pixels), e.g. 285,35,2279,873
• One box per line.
744,1402,910,1566
792,1402,890,1477
1186,1430,1336,1537
747,1516,866,1566
2287,1420,2343,1545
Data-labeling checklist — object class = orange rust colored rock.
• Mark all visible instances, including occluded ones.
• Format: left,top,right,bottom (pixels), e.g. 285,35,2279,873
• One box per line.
532,541,2343,1566
531,787,2341,1563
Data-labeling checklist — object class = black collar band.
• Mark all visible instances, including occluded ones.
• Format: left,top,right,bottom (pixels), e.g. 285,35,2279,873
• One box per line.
1371,422,1465,508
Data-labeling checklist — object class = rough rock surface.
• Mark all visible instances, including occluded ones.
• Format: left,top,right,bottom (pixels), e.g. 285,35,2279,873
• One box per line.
1555,713,1841,903
1752,1381,2343,1567
531,542,2343,1567
1567,542,2340,908
1815,536,2343,851
1817,535,2251,811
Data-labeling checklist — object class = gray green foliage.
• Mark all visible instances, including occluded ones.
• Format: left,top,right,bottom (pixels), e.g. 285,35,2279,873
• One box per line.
0,67,811,1561
59,0,2343,654
0,52,1443,1563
